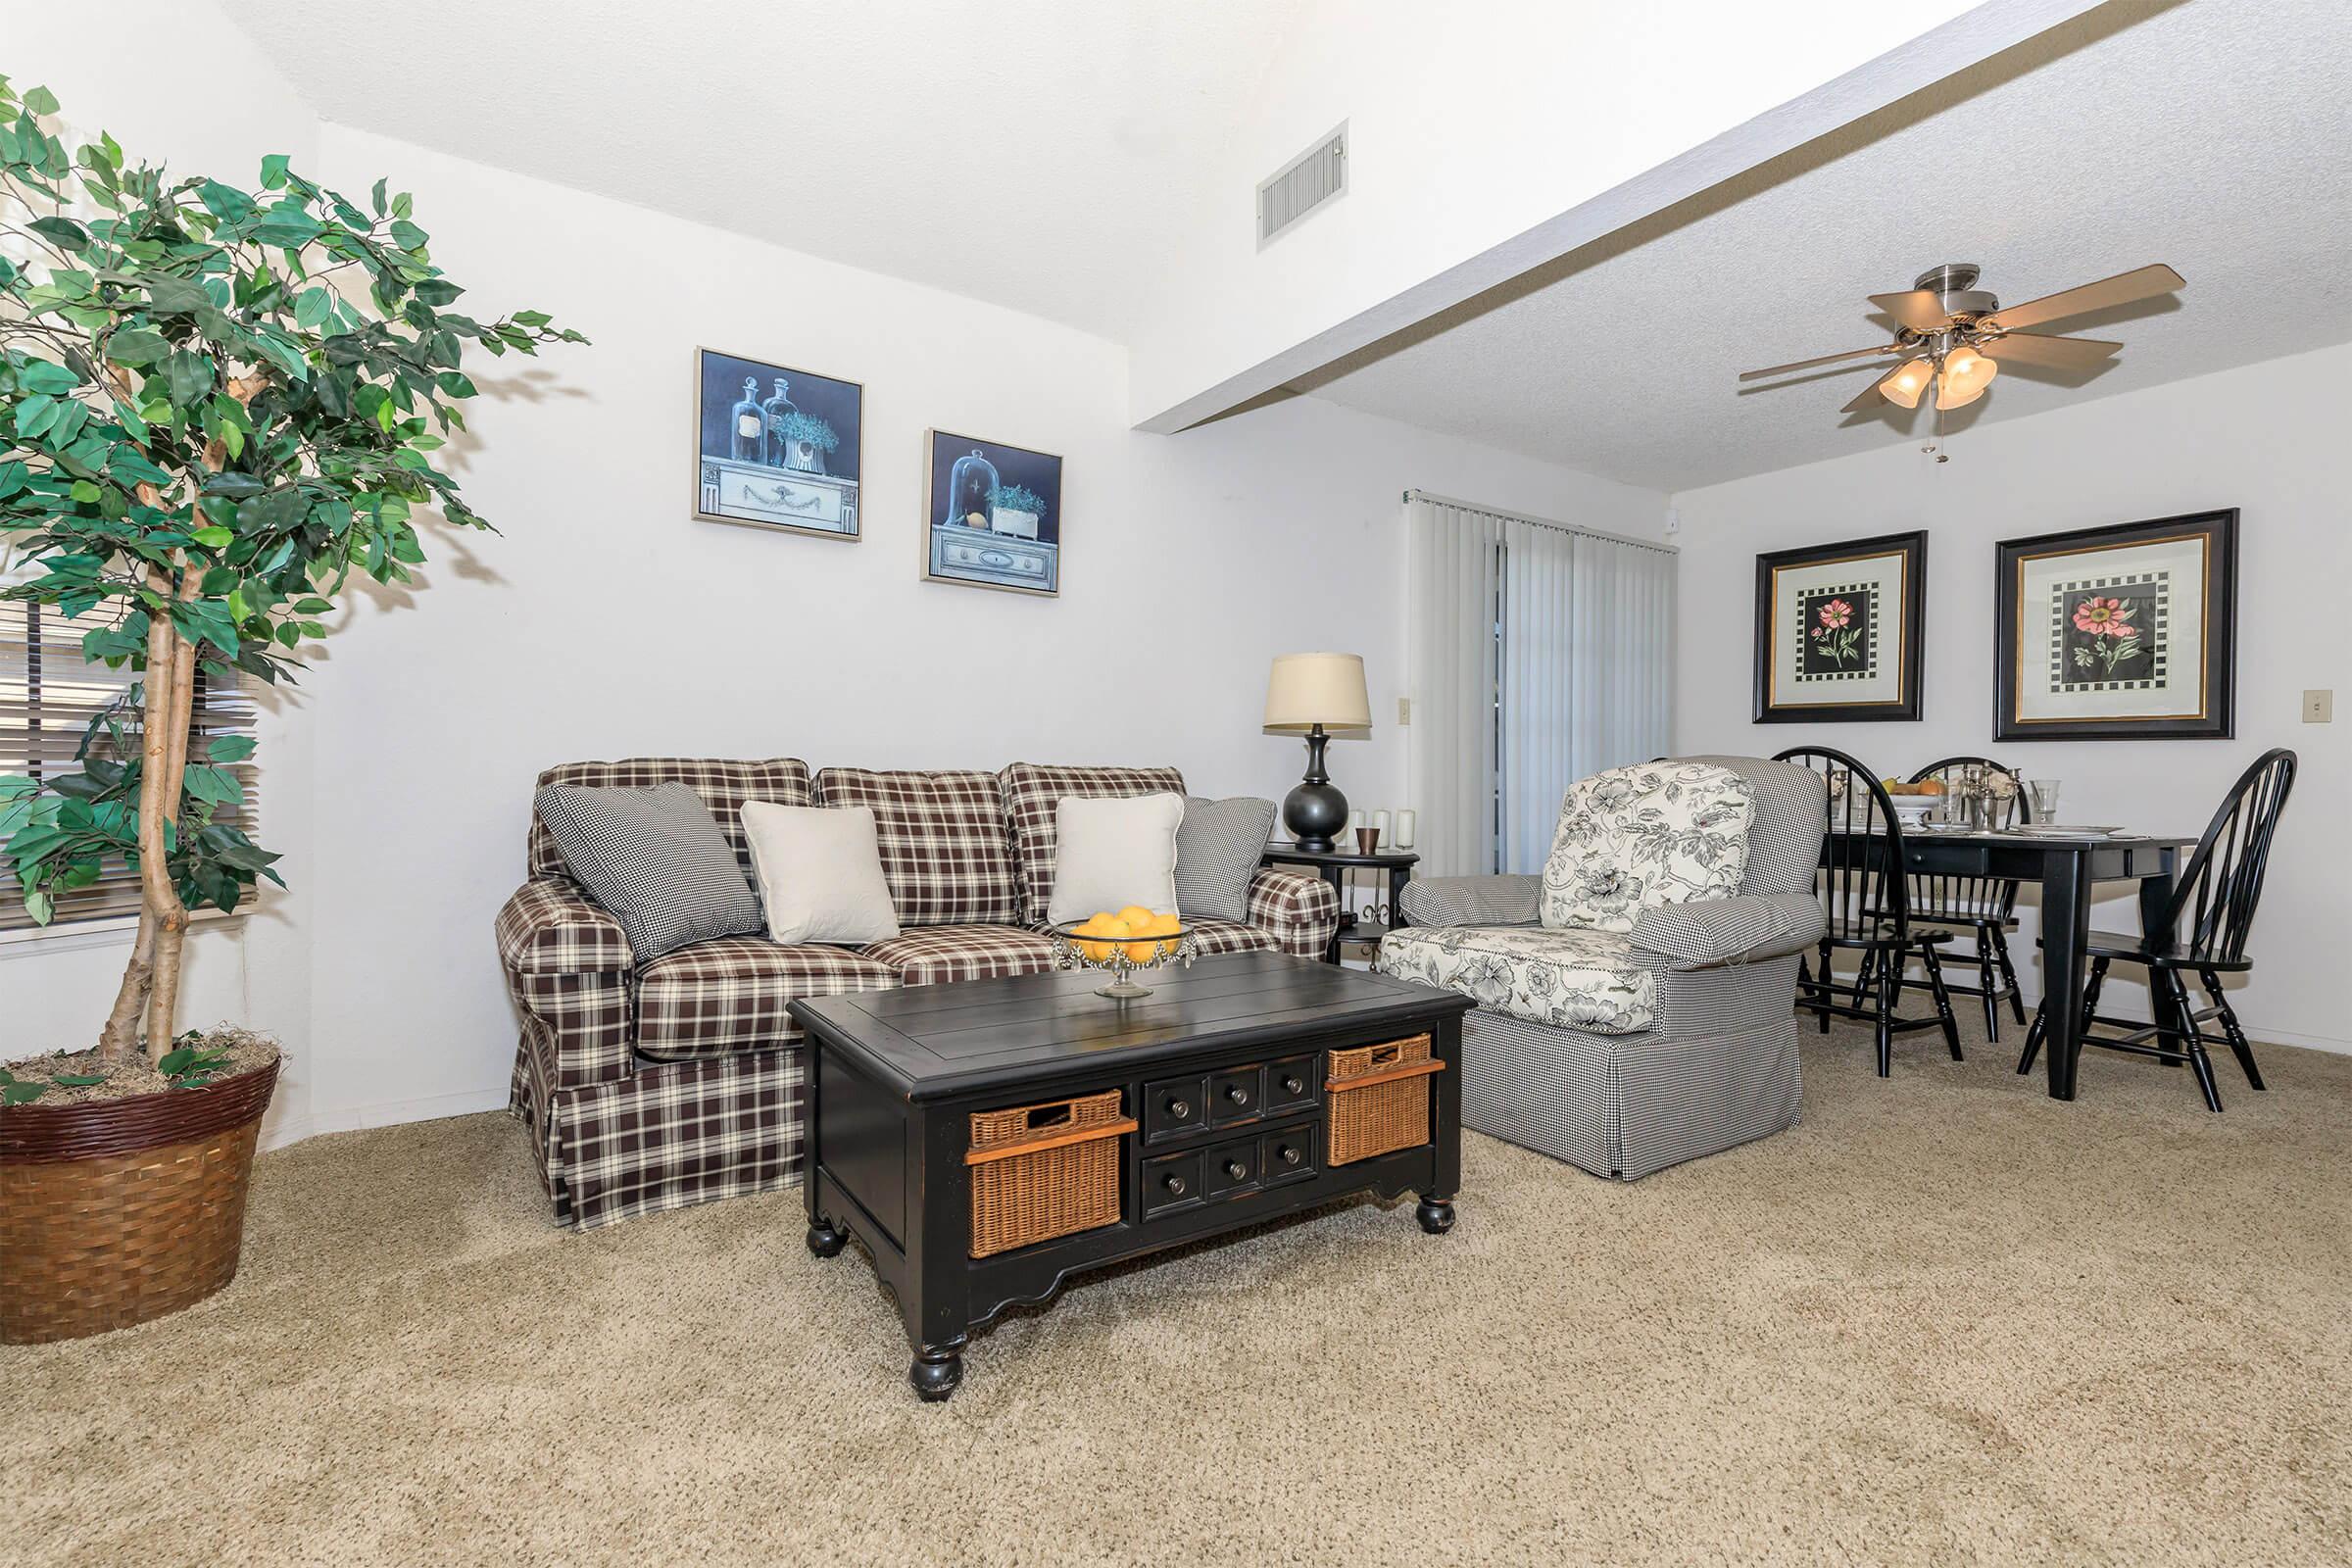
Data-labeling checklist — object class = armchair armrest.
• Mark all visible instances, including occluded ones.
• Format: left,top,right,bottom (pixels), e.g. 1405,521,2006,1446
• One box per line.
497,879,636,1092
1245,867,1340,960
497,878,633,975
1397,875,1542,928
1630,893,1825,970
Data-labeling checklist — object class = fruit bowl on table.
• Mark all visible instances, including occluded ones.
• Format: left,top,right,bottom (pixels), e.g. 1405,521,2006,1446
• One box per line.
1047,908,1197,1000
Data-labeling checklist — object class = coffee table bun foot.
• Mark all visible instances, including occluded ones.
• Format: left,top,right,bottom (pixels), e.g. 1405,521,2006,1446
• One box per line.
910,1345,965,1402
806,1218,849,1258
1416,1194,1455,1235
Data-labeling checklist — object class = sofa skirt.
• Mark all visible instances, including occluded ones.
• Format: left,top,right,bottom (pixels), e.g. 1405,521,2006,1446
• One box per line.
1458,955,1802,1180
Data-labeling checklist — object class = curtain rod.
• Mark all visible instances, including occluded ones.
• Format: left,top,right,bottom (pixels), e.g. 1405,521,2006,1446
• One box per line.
1402,488,1679,556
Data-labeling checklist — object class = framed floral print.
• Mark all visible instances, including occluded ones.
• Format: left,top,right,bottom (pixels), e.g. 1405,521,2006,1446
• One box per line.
1994,510,2236,741
1752,531,1927,723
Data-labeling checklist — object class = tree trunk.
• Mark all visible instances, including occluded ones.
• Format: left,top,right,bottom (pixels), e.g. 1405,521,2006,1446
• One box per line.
100,603,183,1065
140,568,202,1061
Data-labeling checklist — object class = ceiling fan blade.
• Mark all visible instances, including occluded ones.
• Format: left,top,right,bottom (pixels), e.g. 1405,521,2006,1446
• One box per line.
1738,344,1897,382
1985,265,2183,332
1978,331,2122,369
1868,290,1950,332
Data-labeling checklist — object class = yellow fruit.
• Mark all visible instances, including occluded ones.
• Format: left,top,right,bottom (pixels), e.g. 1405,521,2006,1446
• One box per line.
1115,905,1155,929
1918,780,1945,796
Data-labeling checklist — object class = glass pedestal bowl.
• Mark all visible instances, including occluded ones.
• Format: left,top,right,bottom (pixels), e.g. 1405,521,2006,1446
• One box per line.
1046,920,1199,1000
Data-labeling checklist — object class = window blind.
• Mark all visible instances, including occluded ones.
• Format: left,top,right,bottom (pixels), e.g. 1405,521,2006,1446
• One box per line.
0,601,259,930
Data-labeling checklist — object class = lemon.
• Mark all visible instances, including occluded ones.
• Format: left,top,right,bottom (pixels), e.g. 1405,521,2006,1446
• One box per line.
1115,905,1155,929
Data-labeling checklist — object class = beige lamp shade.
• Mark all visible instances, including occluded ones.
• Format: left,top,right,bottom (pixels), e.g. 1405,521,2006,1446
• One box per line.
1263,652,1372,733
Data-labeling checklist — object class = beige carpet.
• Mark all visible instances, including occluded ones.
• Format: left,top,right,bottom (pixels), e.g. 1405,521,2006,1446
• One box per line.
9,1014,2350,1567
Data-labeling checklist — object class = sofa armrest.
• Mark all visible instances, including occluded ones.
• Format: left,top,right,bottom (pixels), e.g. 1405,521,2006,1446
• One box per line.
1246,867,1341,959
1397,874,1542,928
497,879,636,1092
1629,893,1825,970
497,878,633,975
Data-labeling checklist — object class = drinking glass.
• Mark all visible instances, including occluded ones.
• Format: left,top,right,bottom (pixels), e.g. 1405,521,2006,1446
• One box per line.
2029,778,2061,825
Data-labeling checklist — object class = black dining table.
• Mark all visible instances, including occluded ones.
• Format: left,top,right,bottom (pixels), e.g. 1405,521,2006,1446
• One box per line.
1824,825,2196,1101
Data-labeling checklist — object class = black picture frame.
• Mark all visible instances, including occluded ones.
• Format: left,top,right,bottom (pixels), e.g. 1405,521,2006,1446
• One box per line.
1752,530,1927,723
1993,509,2236,742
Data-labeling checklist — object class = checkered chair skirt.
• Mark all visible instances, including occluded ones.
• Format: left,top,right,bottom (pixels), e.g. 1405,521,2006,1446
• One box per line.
998,762,1187,926
526,757,811,879
814,767,1020,926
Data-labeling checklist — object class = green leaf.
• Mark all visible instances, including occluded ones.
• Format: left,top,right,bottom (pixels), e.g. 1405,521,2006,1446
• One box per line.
2,1081,48,1105
28,215,88,252
389,219,427,251
433,371,476,399
105,326,172,366
197,179,255,222
50,1073,106,1088
208,735,258,763
190,525,234,549
18,358,78,394
24,84,61,116
181,764,243,808
141,273,213,315
260,153,290,189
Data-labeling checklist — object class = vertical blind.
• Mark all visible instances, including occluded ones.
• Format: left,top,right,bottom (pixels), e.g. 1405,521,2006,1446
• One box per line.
0,601,259,929
1406,492,1675,877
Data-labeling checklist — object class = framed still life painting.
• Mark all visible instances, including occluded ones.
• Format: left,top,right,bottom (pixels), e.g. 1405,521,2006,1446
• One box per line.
922,429,1063,596
694,346,863,540
1994,509,2237,741
1752,530,1927,723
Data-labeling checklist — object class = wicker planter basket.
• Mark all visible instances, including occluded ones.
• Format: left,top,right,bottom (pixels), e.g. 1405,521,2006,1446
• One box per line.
1327,1035,1442,1165
0,1055,279,1345
964,1088,1136,1258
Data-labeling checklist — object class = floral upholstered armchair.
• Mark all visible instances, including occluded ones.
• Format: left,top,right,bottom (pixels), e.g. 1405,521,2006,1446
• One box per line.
1377,757,1826,1181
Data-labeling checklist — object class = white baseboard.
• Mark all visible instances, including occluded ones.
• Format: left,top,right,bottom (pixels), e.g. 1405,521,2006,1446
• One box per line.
260,1085,512,1152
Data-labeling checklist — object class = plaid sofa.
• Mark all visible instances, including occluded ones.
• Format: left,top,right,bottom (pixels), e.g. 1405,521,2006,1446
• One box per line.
501,759,1338,1229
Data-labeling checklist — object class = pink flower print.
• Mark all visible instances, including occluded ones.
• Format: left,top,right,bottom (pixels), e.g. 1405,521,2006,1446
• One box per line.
2071,596,2134,637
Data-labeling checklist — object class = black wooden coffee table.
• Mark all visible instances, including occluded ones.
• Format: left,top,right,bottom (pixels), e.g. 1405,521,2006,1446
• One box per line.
789,951,1472,1400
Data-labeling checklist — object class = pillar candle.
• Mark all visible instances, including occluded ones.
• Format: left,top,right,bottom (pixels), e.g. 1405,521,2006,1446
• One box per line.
1371,809,1392,850
1395,809,1417,850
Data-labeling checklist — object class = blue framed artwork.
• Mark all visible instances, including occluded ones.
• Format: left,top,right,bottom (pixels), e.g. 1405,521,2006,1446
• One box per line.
922,428,1063,596
694,347,862,540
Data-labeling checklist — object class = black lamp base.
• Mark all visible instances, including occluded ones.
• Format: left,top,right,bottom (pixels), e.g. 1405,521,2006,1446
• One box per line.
1281,724,1348,853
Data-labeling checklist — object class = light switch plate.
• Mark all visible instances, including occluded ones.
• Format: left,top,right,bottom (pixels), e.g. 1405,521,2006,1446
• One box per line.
1397,697,1411,725
2305,689,2333,723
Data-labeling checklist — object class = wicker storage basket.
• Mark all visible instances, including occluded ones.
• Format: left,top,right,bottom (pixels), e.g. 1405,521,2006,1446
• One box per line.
0,1055,279,1344
1326,1034,1442,1166
965,1088,1137,1258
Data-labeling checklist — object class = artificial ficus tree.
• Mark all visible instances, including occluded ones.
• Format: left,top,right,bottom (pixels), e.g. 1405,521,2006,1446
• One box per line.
0,76,582,1068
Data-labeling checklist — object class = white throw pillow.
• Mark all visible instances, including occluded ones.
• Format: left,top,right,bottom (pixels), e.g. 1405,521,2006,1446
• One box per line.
740,802,902,946
1540,761,1754,933
1046,793,1184,926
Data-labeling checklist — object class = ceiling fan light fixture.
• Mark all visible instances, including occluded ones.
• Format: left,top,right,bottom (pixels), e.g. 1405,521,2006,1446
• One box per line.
1936,346,1998,409
1877,359,1931,410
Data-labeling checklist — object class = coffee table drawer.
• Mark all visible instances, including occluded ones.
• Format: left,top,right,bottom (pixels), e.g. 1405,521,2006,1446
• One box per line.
1208,1066,1261,1125
1261,1124,1316,1187
1144,1075,1207,1142
1264,1054,1317,1111
1203,1136,1258,1198
1142,1150,1201,1218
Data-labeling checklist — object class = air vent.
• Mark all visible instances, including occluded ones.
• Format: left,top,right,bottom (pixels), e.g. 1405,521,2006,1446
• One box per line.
1257,122,1348,246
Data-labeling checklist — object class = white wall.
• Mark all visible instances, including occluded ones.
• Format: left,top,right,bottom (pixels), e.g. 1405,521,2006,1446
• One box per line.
3,61,1657,1146
3,1,319,1142
1671,344,2352,1053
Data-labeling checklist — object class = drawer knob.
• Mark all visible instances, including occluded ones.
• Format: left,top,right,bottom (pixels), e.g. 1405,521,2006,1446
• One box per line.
1224,1084,1250,1105
1279,1144,1303,1166
1224,1159,1249,1181
1161,1173,1187,1196
1165,1099,1191,1120
1281,1074,1304,1095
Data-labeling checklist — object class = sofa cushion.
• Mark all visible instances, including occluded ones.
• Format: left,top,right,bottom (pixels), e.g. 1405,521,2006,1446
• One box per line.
814,768,1019,926
1541,762,1755,933
740,802,901,946
1379,925,1655,1035
999,763,1187,926
1182,918,1278,958
1674,756,1827,897
1174,796,1278,922
1045,793,1184,926
861,925,1059,987
529,758,811,880
533,782,766,961
634,937,898,1061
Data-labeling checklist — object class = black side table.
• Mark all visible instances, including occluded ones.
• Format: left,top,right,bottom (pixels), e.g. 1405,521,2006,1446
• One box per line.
1259,844,1419,964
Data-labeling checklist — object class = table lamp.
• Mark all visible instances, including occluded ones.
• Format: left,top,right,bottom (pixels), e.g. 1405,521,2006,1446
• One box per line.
1263,652,1372,853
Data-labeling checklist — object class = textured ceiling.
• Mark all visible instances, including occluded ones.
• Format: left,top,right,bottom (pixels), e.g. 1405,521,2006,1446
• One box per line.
1299,0,2352,493
214,0,1308,339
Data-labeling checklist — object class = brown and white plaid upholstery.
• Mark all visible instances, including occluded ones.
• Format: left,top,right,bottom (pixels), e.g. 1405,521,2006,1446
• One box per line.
513,1038,805,1230
634,937,898,1060
998,762,1186,925
497,878,632,973
1246,867,1341,960
862,924,1059,987
527,758,811,879
1182,917,1279,957
813,767,1018,926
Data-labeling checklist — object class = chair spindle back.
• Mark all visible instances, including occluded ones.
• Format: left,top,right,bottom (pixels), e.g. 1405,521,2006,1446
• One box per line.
2160,749,2298,964
1773,746,1911,941
1907,756,2023,920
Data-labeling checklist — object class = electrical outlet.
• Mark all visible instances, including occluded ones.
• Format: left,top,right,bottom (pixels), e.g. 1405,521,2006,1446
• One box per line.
2304,689,2333,723
1397,697,1411,725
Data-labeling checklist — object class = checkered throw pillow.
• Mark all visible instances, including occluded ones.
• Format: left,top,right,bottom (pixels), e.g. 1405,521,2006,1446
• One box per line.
814,768,1020,927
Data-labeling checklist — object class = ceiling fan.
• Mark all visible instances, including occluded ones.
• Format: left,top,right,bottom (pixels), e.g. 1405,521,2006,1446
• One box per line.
1740,262,2185,415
